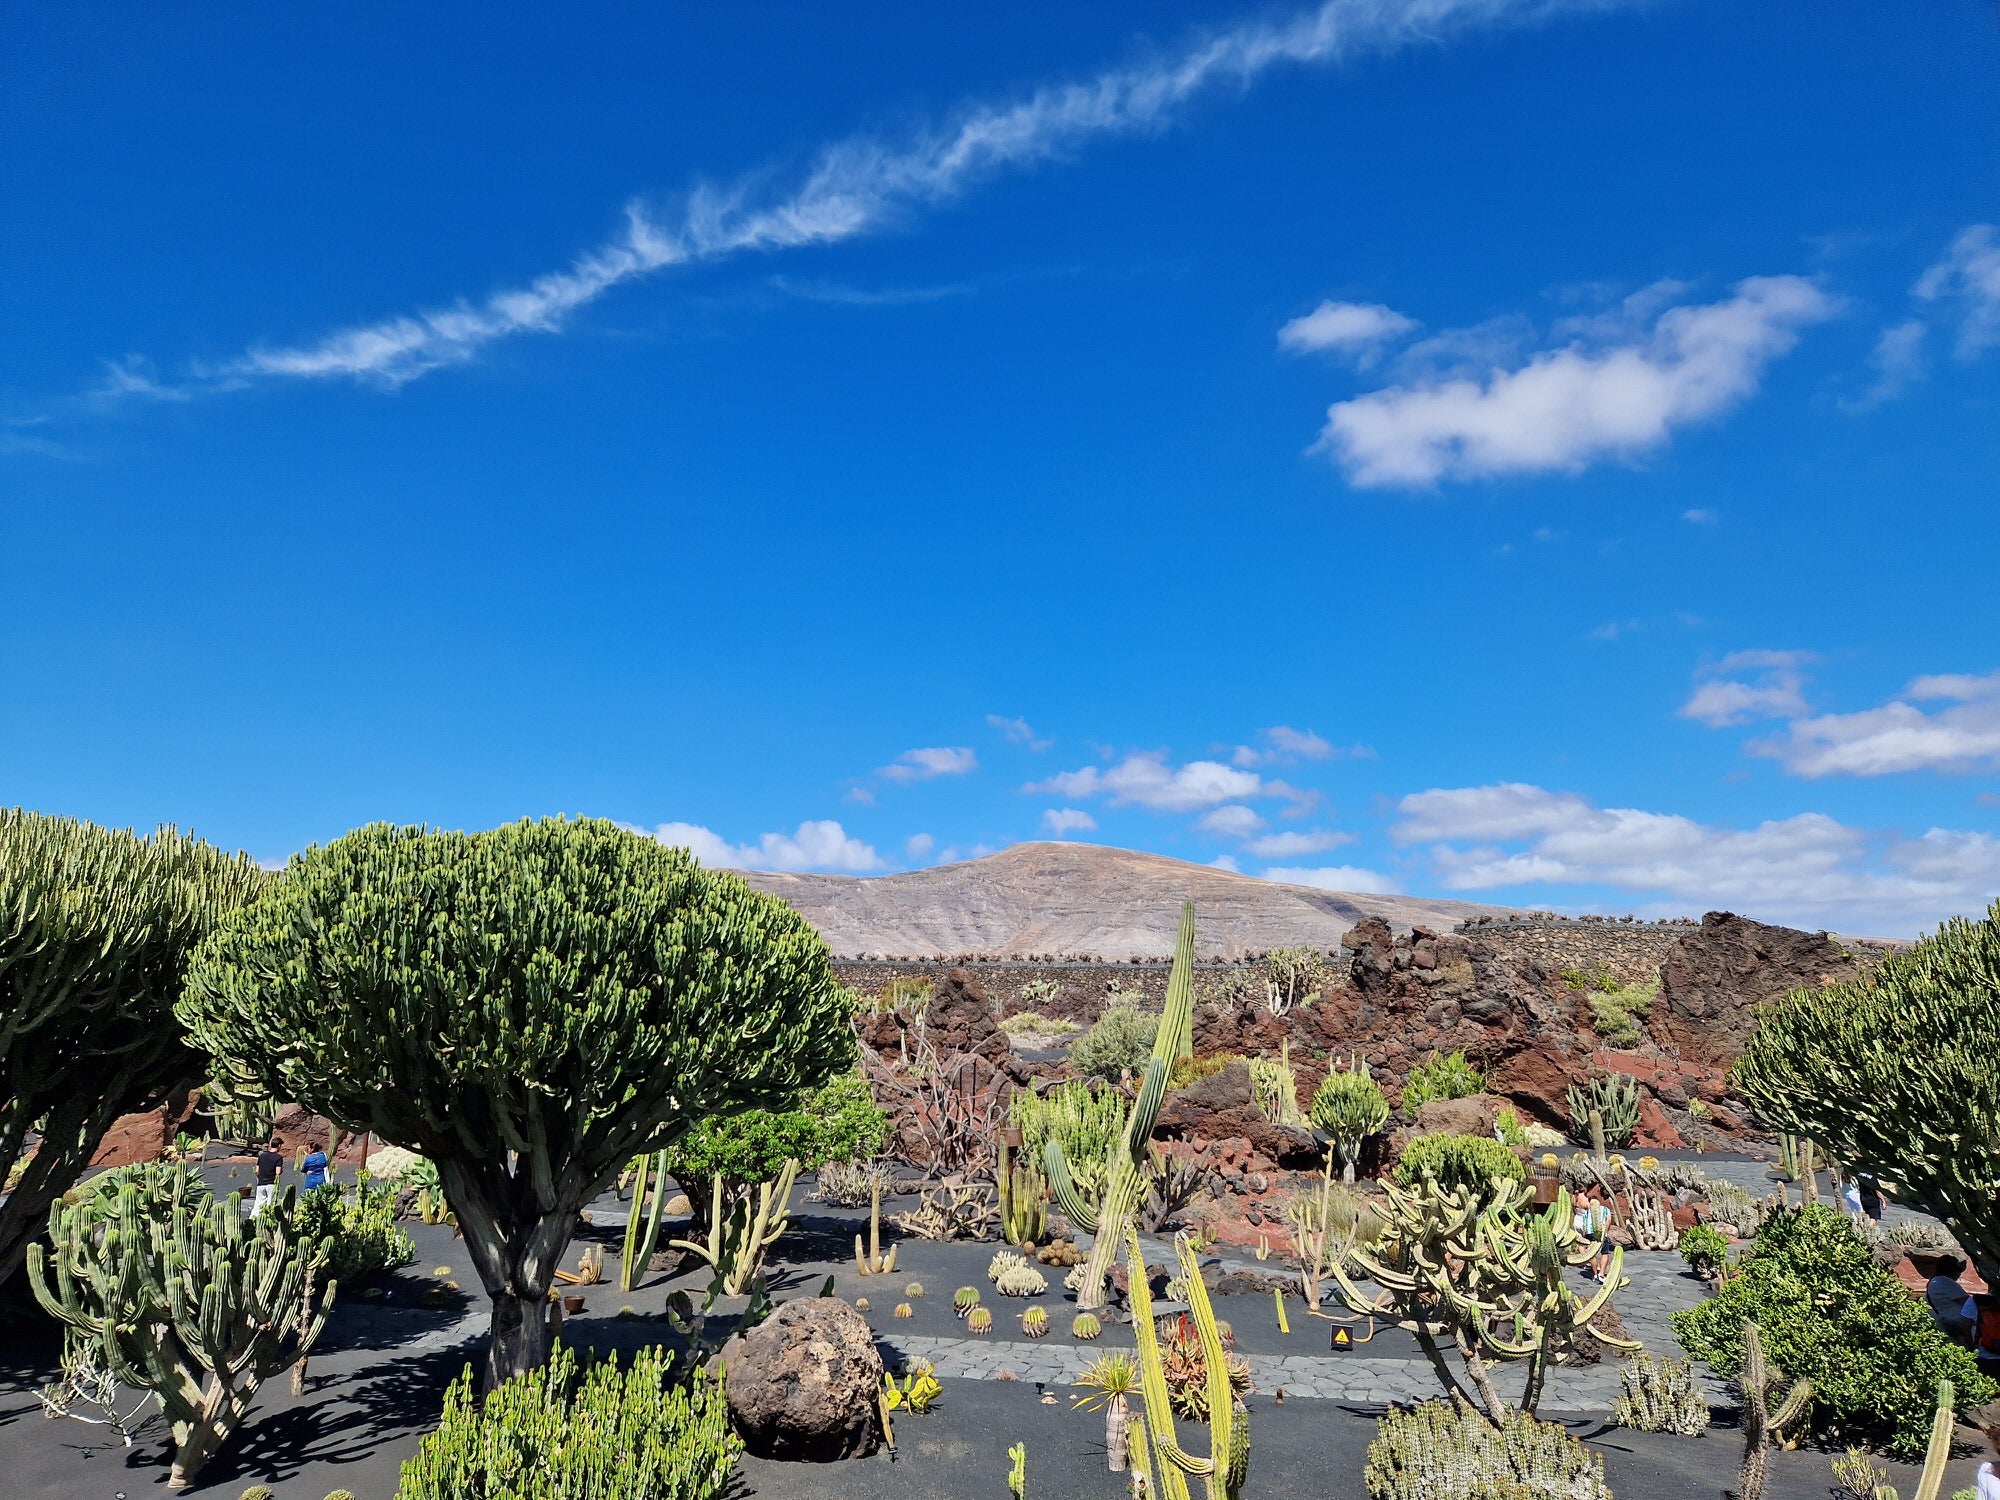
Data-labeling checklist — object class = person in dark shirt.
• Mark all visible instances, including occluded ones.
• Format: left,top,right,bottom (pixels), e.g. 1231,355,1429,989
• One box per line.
254,1139,282,1215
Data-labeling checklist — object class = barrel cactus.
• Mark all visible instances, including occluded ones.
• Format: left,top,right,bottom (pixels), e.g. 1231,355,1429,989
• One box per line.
1022,1305,1050,1338
966,1306,994,1334
954,1285,981,1315
29,1163,334,1489
1073,1312,1102,1340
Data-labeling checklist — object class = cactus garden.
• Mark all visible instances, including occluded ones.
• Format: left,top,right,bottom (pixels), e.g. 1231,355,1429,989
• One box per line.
3,811,1998,1499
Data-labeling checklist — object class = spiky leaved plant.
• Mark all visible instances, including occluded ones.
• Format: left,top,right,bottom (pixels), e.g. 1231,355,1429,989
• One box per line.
1046,902,1199,1309
0,812,265,1284
29,1163,334,1490
1734,902,2000,1285
180,818,852,1386
1072,1351,1140,1471
620,1148,671,1293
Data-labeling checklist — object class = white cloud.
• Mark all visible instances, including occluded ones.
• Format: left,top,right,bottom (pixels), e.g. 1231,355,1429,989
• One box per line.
1317,276,1837,487
879,746,978,783
905,832,936,859
1264,864,1403,895
1041,807,1098,837
1751,670,2000,778
646,819,884,872
1390,782,2000,934
1229,725,1359,767
1681,507,1718,525
1914,223,2000,358
1677,648,1814,728
1197,804,1268,838
1208,854,1243,873
1278,300,1417,363
139,0,1620,391
987,714,1053,751
1030,753,1272,813
1853,318,1928,407
1244,828,1353,858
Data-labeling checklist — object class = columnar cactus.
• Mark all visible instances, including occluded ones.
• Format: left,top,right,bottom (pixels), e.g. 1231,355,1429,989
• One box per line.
0,812,264,1284
1045,901,1199,1309
179,818,852,1385
1126,1227,1248,1500
620,1148,671,1293
28,1164,335,1489
1734,902,2000,1285
1566,1073,1641,1150
1736,1321,1812,1500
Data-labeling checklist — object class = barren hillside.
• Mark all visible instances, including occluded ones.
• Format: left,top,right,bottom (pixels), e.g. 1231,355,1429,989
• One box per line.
736,841,1517,958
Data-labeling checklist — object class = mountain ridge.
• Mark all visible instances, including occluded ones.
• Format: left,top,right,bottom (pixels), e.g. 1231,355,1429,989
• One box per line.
735,840,1519,958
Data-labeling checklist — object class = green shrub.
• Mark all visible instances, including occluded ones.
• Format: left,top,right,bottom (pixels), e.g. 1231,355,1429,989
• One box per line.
394,1343,738,1500
1677,1224,1730,1277
1167,1052,1239,1088
665,1070,887,1192
1493,1102,1527,1148
1399,1050,1483,1112
1364,1398,1610,1500
1068,1004,1158,1081
279,1177,415,1285
1671,1205,1996,1457
1393,1134,1525,1205
1586,975,1658,1047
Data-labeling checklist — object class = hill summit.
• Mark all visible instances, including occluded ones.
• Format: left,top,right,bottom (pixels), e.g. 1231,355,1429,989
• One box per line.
736,841,1516,959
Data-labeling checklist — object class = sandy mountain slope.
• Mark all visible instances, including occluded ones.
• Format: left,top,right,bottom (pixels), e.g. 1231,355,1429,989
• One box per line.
735,841,1517,959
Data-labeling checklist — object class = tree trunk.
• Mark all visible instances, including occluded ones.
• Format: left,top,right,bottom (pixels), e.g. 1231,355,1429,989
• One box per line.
1106,1394,1130,1472
488,1286,555,1387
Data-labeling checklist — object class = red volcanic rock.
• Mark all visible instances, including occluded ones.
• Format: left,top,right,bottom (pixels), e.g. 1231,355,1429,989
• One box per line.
1634,1096,1687,1150
1650,911,1866,1070
90,1088,200,1167
1154,1062,1322,1170
1413,1093,1502,1139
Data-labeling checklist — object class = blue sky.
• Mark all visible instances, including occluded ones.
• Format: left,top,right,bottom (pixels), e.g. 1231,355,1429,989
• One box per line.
5,0,1998,935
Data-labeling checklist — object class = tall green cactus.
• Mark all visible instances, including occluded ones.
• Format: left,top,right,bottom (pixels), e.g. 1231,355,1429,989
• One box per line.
1046,902,1198,1310
1735,900,2000,1285
1126,1227,1247,1500
28,1163,335,1490
620,1149,671,1292
1736,1320,1812,1500
179,818,854,1385
0,811,266,1285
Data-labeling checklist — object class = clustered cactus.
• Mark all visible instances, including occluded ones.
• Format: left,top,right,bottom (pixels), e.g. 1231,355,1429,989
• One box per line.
29,1164,335,1490
1566,1072,1641,1150
1124,1228,1248,1500
989,1251,1048,1297
1363,1397,1610,1500
1613,1350,1711,1435
1308,1058,1390,1183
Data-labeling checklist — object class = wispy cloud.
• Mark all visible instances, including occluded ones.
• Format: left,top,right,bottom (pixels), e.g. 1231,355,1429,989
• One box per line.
1244,828,1353,858
1196,804,1268,838
107,0,1628,394
878,746,979,783
767,276,975,307
1391,781,1999,934
1314,276,1836,487
1750,669,2000,778
1030,751,1302,813
1914,223,2000,359
1041,807,1098,836
987,714,1053,751
1263,863,1402,894
1677,648,1815,728
1277,299,1418,364
1230,724,1367,767
644,818,884,872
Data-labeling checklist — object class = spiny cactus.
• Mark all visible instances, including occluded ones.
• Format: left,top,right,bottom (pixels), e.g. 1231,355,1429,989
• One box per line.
893,1302,913,1318
1046,902,1200,1309
996,1262,1049,1298
953,1285,981,1314
620,1148,671,1292
668,1163,798,1298
0,813,265,1286
966,1306,994,1334
905,1281,924,1298
1022,1305,1049,1337
989,1249,1029,1282
853,1174,897,1276
179,817,852,1386
1073,1312,1102,1341
30,1164,335,1490
1363,1397,1610,1500
1613,1350,1710,1435
1854,1379,1956,1500
1737,1321,1814,1500
1566,1073,1641,1150
997,1131,1048,1247
1126,1227,1247,1500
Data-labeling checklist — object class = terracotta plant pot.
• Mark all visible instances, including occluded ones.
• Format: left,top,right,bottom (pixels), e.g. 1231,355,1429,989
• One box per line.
562,1294,586,1316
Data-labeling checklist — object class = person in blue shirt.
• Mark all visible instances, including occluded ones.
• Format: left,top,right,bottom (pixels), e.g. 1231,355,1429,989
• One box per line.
301,1140,330,1192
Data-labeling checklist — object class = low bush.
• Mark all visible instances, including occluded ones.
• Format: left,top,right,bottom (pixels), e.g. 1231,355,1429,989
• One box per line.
1399,1050,1483,1112
283,1177,415,1285
394,1344,737,1500
1671,1204,1996,1457
1586,976,1658,1047
1677,1224,1730,1278
1364,1398,1610,1500
665,1070,887,1192
1392,1134,1525,1205
1068,1004,1158,1081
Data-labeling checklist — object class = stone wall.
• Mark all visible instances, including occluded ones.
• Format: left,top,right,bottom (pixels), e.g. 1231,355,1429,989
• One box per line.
1454,914,1698,985
835,958,1253,1013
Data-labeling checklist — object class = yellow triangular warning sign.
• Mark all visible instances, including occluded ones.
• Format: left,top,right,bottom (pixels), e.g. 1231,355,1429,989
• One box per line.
1332,1327,1352,1350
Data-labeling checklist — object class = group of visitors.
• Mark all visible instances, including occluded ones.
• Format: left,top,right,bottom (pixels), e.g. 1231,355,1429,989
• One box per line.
249,1135,330,1214
1570,1187,1615,1281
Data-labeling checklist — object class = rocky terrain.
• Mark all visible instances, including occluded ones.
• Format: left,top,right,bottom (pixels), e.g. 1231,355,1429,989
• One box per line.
740,841,1515,958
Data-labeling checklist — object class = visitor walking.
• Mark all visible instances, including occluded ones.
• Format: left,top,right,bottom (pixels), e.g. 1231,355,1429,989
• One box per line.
1857,1175,1885,1222
301,1139,330,1192
1840,1175,1865,1222
1975,1417,2000,1500
1927,1255,1976,1342
253,1137,282,1215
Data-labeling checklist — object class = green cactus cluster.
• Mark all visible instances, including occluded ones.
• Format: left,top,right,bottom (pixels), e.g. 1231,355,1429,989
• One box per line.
393,1343,737,1500
1613,1350,1710,1435
1363,1397,1610,1500
1308,1059,1389,1181
29,1163,335,1489
0,811,265,1285
1046,902,1200,1309
1124,1228,1248,1500
1567,1072,1641,1150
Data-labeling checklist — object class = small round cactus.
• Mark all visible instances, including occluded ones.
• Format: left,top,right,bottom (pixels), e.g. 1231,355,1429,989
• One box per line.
953,1285,981,1315
1021,1305,1050,1338
1540,1152,1559,1169
1072,1311,1102,1341
905,1281,924,1298
894,1302,914,1318
966,1306,994,1334
855,1297,870,1312
1637,1154,1660,1173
